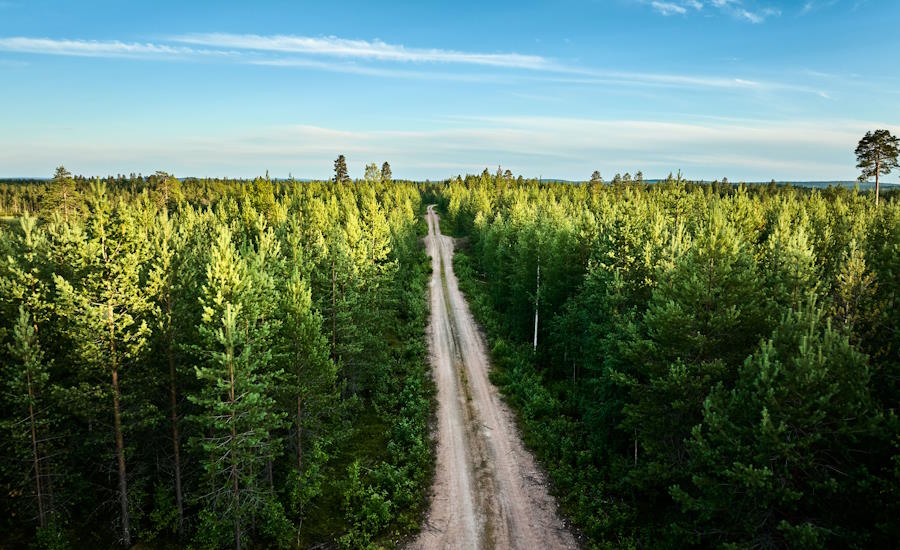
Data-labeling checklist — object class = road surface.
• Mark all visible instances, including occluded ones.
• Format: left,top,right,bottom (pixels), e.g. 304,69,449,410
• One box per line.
410,205,578,550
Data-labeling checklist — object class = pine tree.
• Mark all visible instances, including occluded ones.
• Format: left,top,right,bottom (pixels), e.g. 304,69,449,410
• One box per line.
856,129,900,206
189,224,287,549
149,171,184,210
278,223,335,474
146,209,187,534
279,268,334,473
759,204,818,314
43,166,80,221
613,205,767,521
53,182,152,546
2,307,55,530
381,162,392,184
0,214,51,327
333,155,350,185
671,297,880,547
364,163,380,185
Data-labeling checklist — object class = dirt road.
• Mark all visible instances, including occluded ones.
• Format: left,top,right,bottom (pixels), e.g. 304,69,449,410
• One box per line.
411,206,577,550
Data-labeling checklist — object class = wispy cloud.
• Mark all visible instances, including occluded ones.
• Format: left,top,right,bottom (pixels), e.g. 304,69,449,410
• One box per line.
640,0,781,23
0,37,230,58
800,0,839,15
738,6,781,23
249,57,501,82
0,34,828,96
651,1,688,16
174,33,553,70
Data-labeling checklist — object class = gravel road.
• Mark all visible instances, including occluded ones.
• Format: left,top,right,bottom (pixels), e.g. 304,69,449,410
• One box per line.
410,205,578,550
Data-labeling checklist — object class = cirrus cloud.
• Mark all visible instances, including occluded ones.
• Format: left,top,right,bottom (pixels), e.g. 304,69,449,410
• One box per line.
644,0,782,22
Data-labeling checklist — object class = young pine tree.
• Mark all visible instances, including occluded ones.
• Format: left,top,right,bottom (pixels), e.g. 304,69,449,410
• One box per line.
364,163,380,185
146,209,187,535
189,225,288,550
278,225,336,477
672,297,882,547
53,182,153,546
614,205,767,526
2,307,57,532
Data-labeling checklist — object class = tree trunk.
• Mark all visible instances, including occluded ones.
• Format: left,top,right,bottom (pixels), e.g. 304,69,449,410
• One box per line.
331,259,336,357
167,332,184,534
875,158,881,206
228,342,240,550
634,429,638,467
109,304,130,547
112,367,130,547
533,259,540,352
296,396,303,472
45,458,54,520
27,369,45,529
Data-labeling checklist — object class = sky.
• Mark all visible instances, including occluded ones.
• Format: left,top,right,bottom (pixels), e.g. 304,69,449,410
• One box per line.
1,0,899,182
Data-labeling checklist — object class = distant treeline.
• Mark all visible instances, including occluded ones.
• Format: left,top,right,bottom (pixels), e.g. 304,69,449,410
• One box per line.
2,172,896,219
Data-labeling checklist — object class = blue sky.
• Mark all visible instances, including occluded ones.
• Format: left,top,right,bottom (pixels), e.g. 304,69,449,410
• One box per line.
1,0,898,181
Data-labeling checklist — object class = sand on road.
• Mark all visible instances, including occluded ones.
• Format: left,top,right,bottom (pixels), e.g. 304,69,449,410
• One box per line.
410,205,578,550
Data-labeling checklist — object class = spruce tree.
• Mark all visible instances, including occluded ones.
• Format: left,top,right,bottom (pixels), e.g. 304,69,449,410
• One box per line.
381,162,392,184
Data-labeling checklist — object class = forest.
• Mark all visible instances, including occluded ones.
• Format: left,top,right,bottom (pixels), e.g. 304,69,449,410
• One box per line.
2,166,900,549
0,166,433,548
439,171,900,548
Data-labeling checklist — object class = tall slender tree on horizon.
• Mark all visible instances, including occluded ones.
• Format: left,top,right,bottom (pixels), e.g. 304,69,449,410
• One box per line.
333,155,351,185
856,129,899,206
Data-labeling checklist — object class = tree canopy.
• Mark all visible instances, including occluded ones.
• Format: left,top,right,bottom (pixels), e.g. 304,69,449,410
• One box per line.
856,129,899,205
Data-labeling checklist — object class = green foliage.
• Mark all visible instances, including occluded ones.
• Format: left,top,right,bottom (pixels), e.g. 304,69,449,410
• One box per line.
339,461,392,549
856,130,899,183
0,168,432,548
672,297,880,547
9,163,897,548
441,174,900,548
333,155,351,184
31,519,69,550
